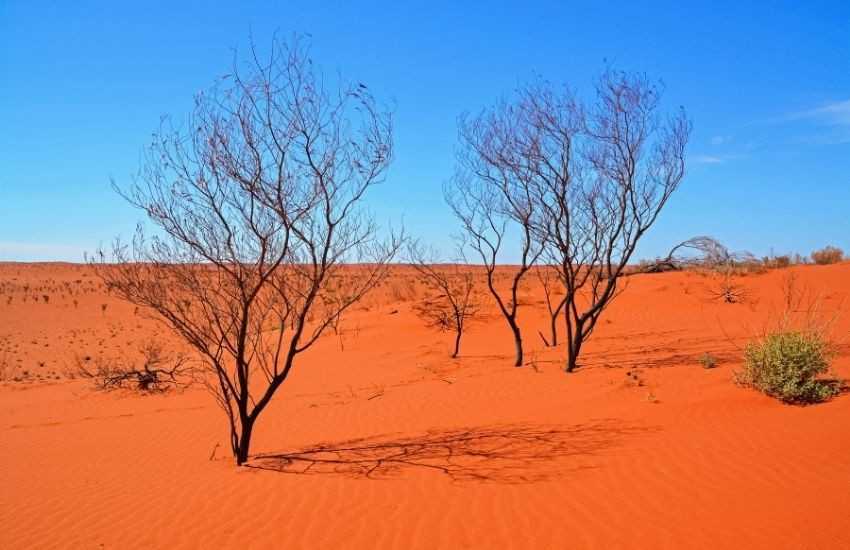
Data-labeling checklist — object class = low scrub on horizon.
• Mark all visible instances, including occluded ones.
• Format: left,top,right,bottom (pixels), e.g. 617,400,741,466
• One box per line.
811,246,844,266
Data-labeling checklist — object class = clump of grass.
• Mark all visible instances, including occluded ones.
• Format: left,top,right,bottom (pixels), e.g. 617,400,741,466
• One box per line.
641,391,659,403
698,352,718,369
734,329,840,404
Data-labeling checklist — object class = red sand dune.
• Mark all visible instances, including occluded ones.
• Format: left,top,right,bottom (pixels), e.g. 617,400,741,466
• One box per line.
1,262,849,548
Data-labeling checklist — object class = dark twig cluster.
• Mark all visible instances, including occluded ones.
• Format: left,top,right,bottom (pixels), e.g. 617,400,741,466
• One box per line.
73,340,190,392
408,243,483,358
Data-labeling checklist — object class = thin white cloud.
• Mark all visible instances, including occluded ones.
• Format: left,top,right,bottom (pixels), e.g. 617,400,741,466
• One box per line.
0,242,87,262
759,99,850,128
691,154,726,165
794,99,850,126
797,131,850,146
738,99,850,150
785,100,850,145
710,135,733,146
690,153,744,166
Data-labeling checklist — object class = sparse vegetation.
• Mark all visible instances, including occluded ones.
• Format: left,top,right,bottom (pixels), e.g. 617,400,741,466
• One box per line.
408,243,483,358
641,238,812,275
0,352,12,381
735,330,840,404
811,246,844,265
534,265,566,347
698,352,718,369
641,236,731,273
704,265,755,304
625,369,646,387
641,391,659,403
72,340,191,392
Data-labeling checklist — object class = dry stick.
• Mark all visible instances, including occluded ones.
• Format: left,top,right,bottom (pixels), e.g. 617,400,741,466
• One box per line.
715,313,746,353
366,383,385,400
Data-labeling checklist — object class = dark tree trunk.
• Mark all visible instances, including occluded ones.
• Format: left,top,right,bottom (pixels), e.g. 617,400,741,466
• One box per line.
452,327,462,358
235,417,254,466
549,314,558,347
512,323,523,367
566,324,583,373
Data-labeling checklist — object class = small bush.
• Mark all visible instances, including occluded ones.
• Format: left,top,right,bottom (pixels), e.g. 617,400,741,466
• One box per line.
73,341,191,392
735,330,840,403
698,352,718,369
811,246,844,265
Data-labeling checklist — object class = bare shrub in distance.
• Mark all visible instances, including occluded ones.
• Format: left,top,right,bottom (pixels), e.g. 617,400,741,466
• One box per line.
704,263,755,303
73,340,190,392
91,35,399,465
0,351,16,381
408,243,483,358
535,264,566,347
811,246,844,265
641,236,730,273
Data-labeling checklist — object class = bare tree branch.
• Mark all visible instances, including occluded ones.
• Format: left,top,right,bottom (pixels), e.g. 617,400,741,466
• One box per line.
408,242,483,358
450,70,690,372
90,34,399,465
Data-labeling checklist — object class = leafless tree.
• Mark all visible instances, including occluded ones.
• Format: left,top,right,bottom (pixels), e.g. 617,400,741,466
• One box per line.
445,102,545,367
534,264,566,346
463,71,689,373
546,71,690,372
641,235,729,273
408,243,483,358
704,261,755,303
91,35,399,465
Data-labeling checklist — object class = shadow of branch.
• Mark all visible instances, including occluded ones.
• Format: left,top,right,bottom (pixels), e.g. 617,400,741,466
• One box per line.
247,419,654,483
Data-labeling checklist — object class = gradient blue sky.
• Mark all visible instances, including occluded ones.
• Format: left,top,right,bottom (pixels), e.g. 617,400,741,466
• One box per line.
1,0,848,262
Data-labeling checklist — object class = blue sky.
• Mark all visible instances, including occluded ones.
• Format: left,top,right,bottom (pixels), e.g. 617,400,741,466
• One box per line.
1,0,848,262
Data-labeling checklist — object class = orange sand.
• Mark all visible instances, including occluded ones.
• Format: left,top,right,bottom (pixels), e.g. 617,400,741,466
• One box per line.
1,262,849,548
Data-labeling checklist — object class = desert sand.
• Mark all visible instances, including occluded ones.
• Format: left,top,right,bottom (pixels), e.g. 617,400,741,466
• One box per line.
1,262,848,549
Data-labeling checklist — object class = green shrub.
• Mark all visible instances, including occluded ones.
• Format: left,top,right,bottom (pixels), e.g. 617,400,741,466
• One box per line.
811,246,844,265
735,330,840,403
698,352,718,369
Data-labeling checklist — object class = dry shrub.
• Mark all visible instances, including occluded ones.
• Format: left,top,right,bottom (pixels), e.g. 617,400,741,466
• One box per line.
811,246,844,265
73,340,191,392
0,352,30,382
698,352,718,369
0,351,14,381
772,255,791,269
704,268,755,304
387,277,418,303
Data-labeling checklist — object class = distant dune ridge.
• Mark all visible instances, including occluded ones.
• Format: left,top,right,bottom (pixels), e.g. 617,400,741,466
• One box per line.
1,261,849,548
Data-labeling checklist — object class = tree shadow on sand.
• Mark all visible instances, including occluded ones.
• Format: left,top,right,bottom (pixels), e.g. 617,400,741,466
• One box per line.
246,419,655,483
